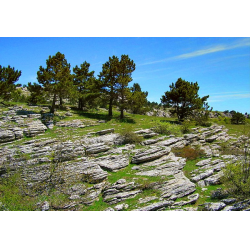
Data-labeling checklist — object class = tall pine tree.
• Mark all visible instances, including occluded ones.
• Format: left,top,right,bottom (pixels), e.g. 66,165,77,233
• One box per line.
37,52,72,113
98,55,135,118
73,61,96,109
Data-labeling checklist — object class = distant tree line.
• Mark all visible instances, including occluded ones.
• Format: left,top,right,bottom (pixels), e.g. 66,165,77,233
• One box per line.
0,52,248,123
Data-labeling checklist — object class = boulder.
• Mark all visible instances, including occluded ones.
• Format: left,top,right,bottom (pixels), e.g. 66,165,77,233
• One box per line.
23,121,47,137
85,143,110,154
134,200,174,211
156,172,196,200
95,128,114,135
0,130,15,143
131,146,171,164
102,179,141,204
93,154,129,172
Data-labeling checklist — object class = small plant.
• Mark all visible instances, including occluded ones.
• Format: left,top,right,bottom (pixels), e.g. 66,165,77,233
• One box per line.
172,146,205,160
119,127,143,144
152,121,181,136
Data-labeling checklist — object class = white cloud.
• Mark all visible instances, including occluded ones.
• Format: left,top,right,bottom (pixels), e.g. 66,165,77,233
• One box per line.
208,92,250,103
139,38,250,66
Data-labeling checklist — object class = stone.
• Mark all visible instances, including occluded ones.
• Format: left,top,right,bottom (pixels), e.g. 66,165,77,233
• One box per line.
85,143,110,154
138,196,158,204
23,120,47,137
203,202,226,211
0,130,15,143
102,180,141,204
191,169,214,182
131,146,171,164
134,200,174,211
156,172,196,200
93,154,129,172
41,201,50,211
95,128,114,135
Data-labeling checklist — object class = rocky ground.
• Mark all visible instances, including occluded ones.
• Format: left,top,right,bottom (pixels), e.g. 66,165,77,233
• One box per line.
0,105,249,211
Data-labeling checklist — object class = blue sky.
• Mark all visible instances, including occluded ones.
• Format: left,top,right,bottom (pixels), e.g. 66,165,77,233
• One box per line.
0,37,249,113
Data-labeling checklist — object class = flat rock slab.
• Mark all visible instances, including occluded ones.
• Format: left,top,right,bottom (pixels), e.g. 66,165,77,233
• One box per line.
85,143,110,154
155,172,196,200
134,200,174,211
95,128,114,135
102,179,141,204
0,130,15,143
131,146,171,164
93,154,129,172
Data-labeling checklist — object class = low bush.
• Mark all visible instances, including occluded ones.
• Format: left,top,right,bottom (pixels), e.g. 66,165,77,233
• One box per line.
152,121,181,136
119,127,143,144
172,146,206,160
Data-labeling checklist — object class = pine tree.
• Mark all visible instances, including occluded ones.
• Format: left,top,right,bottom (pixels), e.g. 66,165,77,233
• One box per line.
116,55,135,119
98,55,135,118
73,61,96,110
0,65,21,103
37,52,72,113
161,78,209,122
127,83,148,114
98,55,119,117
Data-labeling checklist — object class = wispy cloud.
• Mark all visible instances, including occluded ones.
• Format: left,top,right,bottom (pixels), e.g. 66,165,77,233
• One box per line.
208,91,250,103
139,38,250,66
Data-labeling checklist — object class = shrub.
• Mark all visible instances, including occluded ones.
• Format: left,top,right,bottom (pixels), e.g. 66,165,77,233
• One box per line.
172,146,206,160
119,127,143,144
221,135,250,197
152,121,181,136
231,112,246,125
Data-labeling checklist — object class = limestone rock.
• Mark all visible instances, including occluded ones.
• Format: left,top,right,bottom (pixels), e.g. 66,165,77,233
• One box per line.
23,121,47,137
0,129,15,143
96,128,114,135
85,143,110,155
131,146,171,164
102,179,141,204
156,172,196,200
134,200,174,211
93,154,129,172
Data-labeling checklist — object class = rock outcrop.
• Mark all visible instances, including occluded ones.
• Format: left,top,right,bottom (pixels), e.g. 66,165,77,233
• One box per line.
1,105,248,211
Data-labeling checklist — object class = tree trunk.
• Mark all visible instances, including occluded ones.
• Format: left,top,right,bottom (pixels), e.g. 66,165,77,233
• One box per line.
59,96,63,107
120,108,124,119
108,98,113,117
50,94,57,114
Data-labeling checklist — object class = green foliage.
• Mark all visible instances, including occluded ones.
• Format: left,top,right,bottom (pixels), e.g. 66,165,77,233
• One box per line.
152,121,181,136
127,83,148,114
161,78,209,122
231,112,246,124
37,52,73,113
98,55,136,118
172,146,206,160
72,61,98,110
119,126,143,144
181,120,194,134
0,65,22,101
221,135,250,197
27,82,45,104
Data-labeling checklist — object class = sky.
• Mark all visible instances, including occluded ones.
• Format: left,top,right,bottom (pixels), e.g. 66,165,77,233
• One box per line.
1,37,249,113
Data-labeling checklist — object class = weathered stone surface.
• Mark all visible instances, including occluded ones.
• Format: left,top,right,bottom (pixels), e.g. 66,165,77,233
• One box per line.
23,121,47,137
62,160,108,184
203,202,226,211
102,179,141,204
85,143,110,154
134,200,174,211
131,146,171,164
135,129,158,138
155,172,196,200
191,169,214,182
204,171,223,186
141,136,166,146
93,154,129,172
96,128,114,135
157,137,184,147
134,154,185,177
0,130,15,143
138,196,158,204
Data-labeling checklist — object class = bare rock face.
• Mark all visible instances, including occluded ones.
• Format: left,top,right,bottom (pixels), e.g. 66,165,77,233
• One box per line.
85,143,110,155
0,129,15,143
23,121,47,137
134,200,174,211
93,154,129,172
131,146,171,164
102,179,142,204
